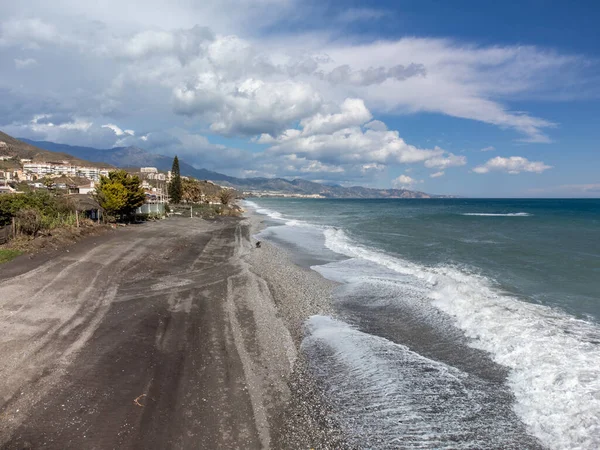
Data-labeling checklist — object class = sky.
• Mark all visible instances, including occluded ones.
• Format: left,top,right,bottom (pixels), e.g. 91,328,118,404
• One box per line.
0,0,599,197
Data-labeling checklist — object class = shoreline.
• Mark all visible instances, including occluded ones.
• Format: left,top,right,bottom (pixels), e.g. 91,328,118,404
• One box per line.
241,212,348,448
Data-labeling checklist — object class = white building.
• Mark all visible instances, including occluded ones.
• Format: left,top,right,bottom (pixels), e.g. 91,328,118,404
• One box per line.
76,167,110,181
23,163,110,181
141,167,158,173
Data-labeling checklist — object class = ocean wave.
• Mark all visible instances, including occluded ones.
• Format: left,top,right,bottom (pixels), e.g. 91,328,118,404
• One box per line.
320,228,600,450
303,315,539,449
243,200,285,221
462,212,532,217
248,200,600,448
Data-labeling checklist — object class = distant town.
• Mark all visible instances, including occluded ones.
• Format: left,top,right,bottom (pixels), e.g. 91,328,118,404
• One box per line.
0,156,329,200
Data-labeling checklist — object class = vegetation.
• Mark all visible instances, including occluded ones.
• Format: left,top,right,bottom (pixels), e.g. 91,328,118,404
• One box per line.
95,170,146,221
219,189,235,205
181,178,203,203
0,249,22,264
0,191,75,228
168,156,182,204
181,178,223,203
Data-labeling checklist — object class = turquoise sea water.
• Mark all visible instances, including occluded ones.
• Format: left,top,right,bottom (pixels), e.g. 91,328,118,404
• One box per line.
247,198,600,449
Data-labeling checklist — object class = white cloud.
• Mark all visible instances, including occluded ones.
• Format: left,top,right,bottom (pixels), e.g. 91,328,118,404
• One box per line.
319,63,426,86
481,146,495,152
14,58,38,69
174,77,322,136
102,124,135,136
424,152,467,169
300,98,372,136
315,39,584,142
430,171,445,178
265,123,443,166
392,174,419,188
473,156,552,174
260,99,455,172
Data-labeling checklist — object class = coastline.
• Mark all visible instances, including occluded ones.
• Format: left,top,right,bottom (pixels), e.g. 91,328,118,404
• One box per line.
241,212,348,448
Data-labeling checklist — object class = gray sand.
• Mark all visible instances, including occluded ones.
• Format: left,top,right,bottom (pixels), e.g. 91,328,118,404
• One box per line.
0,214,348,449
242,214,349,448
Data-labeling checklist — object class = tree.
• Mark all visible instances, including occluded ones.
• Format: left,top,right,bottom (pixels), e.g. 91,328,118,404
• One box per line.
219,189,235,205
95,170,146,221
182,178,203,203
168,155,182,204
42,176,54,190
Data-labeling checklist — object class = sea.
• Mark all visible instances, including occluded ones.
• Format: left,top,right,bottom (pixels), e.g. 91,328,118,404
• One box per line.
245,198,600,450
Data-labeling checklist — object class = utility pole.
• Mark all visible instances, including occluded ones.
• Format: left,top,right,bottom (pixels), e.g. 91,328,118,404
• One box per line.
190,205,193,218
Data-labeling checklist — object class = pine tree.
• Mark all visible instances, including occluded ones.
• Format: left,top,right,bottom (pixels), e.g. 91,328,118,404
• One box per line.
169,155,182,204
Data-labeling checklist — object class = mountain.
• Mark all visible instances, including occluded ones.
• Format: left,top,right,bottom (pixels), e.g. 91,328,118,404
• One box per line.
0,132,110,168
19,137,449,198
19,139,238,183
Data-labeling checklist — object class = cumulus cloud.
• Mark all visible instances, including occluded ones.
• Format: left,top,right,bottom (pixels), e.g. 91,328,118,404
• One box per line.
392,174,419,188
262,103,445,166
256,99,466,176
174,77,322,136
300,98,372,135
424,152,467,169
473,156,552,174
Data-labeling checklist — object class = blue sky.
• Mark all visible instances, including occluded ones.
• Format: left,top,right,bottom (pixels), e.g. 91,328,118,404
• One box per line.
0,0,599,197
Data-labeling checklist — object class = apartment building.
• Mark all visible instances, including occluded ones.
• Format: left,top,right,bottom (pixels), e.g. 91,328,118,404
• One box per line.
23,163,110,181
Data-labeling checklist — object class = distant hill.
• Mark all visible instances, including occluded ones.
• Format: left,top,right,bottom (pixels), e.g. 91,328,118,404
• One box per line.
0,132,110,168
19,138,235,183
19,137,451,199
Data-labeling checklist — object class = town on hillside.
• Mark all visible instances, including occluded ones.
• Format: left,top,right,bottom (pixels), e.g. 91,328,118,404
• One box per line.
0,138,232,204
0,136,241,259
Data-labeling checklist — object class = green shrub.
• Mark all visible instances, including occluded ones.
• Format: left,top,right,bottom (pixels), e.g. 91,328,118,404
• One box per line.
16,208,43,236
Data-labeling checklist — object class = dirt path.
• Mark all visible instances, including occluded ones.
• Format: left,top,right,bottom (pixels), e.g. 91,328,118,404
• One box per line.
0,217,296,449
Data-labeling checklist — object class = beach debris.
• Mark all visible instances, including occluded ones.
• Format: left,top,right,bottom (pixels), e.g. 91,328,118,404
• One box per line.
133,394,147,407
255,241,262,248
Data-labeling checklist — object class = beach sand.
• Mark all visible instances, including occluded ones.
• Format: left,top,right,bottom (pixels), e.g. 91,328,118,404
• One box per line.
0,215,347,449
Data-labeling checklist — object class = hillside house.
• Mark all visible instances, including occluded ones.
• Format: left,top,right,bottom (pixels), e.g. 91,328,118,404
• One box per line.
0,185,16,194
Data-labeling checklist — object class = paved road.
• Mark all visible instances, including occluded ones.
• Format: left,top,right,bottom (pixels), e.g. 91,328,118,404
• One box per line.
0,218,295,449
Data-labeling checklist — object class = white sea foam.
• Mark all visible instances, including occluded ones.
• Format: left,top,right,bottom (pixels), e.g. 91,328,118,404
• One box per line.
462,212,531,216
243,200,285,221
321,228,600,450
303,315,539,449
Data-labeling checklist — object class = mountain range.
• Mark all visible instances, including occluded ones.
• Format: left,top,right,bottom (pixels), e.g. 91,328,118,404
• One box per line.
0,131,109,168
14,136,449,198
